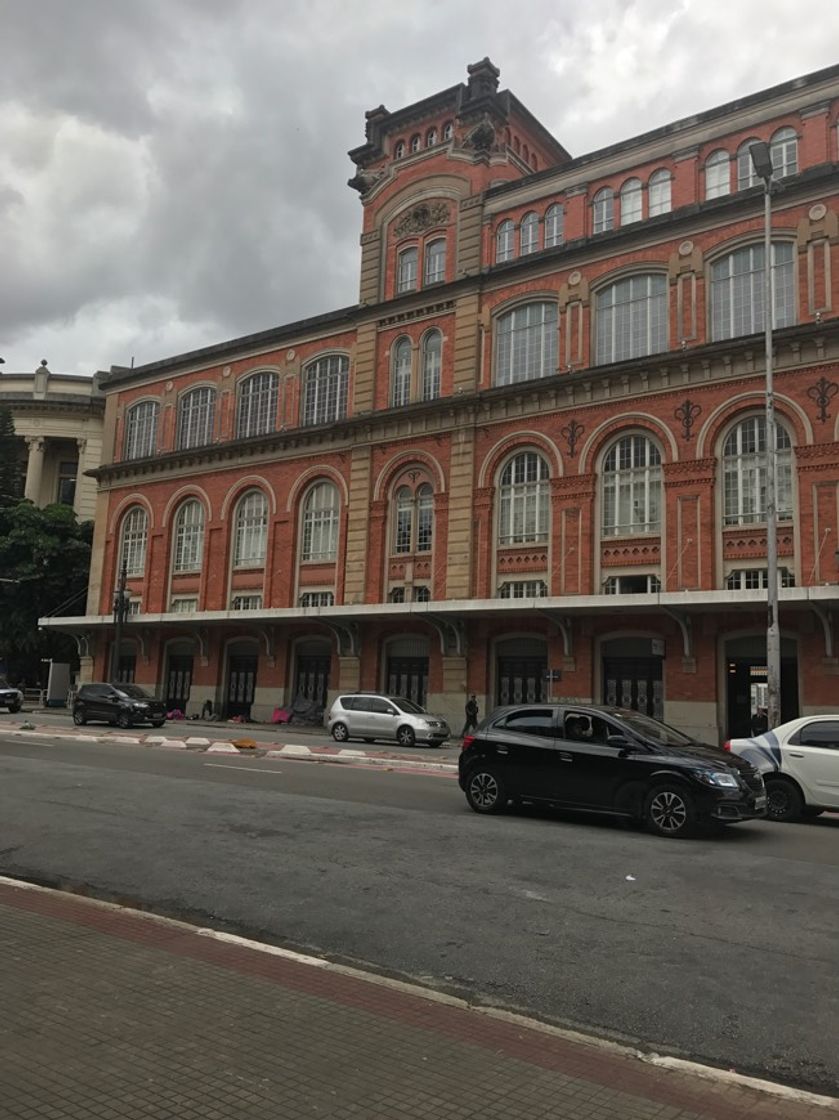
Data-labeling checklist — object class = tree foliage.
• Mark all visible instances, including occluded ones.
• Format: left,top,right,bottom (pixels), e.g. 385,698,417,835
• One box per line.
0,405,19,507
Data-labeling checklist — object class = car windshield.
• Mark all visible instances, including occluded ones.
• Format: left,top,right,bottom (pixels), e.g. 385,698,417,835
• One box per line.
391,697,426,714
0,679,11,688
112,684,151,700
612,709,693,748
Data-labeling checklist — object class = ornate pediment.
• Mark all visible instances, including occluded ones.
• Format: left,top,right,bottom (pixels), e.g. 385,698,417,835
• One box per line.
394,202,450,237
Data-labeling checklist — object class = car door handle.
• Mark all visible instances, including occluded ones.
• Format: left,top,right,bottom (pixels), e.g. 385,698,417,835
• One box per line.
497,747,508,755
559,752,573,762
788,751,805,758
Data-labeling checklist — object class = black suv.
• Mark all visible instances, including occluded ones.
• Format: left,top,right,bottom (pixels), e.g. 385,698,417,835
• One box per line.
458,704,766,837
73,683,167,729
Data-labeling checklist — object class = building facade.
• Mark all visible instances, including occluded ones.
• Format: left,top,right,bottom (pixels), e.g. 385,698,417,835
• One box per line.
46,59,839,743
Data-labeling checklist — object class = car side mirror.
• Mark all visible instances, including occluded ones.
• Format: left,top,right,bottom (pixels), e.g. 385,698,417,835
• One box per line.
386,708,398,716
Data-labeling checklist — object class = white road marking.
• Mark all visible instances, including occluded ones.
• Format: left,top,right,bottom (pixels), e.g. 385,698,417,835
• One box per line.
203,763,283,773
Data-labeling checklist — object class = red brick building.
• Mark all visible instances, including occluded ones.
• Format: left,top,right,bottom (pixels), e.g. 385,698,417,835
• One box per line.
48,58,839,743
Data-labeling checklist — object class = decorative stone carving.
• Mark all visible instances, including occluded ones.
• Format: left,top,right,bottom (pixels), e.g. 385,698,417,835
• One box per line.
807,376,839,423
809,202,827,221
394,202,450,237
347,168,385,196
560,418,584,457
674,398,702,441
462,113,496,153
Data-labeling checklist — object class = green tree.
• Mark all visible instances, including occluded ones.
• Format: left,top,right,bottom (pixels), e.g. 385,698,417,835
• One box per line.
0,502,92,684
0,405,19,507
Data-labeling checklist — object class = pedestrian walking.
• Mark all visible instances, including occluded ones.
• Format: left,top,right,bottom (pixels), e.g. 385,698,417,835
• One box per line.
461,693,479,738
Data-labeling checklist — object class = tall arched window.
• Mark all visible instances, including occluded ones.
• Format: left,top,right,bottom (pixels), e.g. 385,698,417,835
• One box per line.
602,435,662,536
709,242,796,342
424,238,446,285
595,275,668,365
302,481,339,562
737,140,760,190
620,179,642,225
124,401,159,460
410,134,421,153
770,127,798,178
496,220,515,263
498,452,550,544
442,121,454,141
233,490,267,567
302,355,348,426
648,169,671,216
421,330,441,401
391,337,412,407
394,140,405,160
723,418,793,526
520,212,539,255
173,500,205,572
704,149,731,199
177,386,215,450
592,187,614,233
393,483,433,554
236,372,278,439
544,203,564,248
397,246,418,293
495,302,557,386
426,127,438,147
120,506,149,576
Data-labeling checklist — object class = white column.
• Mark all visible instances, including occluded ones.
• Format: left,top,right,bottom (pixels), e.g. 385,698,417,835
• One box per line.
23,437,46,504
73,438,88,515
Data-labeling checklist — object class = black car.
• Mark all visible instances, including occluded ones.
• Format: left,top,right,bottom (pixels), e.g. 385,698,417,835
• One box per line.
458,704,766,838
73,683,167,729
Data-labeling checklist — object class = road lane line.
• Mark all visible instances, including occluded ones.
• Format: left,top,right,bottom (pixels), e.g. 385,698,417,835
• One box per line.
203,763,283,773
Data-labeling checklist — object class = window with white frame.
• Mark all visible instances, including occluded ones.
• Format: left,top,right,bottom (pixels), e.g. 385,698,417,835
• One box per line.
394,140,405,159
520,212,539,255
302,355,348,426
421,330,441,401
442,121,453,141
397,246,418,293
300,590,335,607
302,481,339,561
393,483,433,554
410,134,421,153
126,599,142,616
233,490,267,567
236,371,278,439
544,203,564,248
123,401,159,460
391,337,412,407
498,580,548,599
592,187,614,233
722,417,793,526
120,506,149,576
710,242,796,342
602,435,662,536
737,140,760,190
495,302,557,386
424,238,446,285
389,586,406,603
705,149,731,199
620,179,642,225
231,593,263,611
604,574,661,595
176,386,215,450
425,127,437,147
725,567,794,590
770,127,798,178
496,219,515,263
648,169,672,216
170,597,198,613
498,452,550,545
595,274,668,365
173,500,205,573
413,585,431,602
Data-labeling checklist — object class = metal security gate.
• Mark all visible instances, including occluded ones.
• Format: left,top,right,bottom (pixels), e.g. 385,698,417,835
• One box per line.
226,655,257,719
165,654,193,713
603,657,663,719
497,656,547,705
294,654,331,710
387,656,428,706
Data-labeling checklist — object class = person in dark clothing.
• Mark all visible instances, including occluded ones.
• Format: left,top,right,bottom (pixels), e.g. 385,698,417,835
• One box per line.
750,708,769,736
461,694,479,737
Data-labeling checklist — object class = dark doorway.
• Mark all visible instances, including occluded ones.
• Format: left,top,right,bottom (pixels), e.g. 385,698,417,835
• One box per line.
497,656,547,705
725,656,799,739
601,637,664,719
226,654,258,719
115,653,136,684
387,656,428,706
295,654,331,710
165,654,193,713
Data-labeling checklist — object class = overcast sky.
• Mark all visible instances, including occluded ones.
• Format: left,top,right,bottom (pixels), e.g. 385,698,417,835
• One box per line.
1,0,837,376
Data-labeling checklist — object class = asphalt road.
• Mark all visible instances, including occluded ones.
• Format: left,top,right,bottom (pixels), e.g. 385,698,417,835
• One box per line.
1,732,838,1094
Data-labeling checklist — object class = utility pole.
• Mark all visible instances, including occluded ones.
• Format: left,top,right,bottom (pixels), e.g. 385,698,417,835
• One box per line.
110,557,130,683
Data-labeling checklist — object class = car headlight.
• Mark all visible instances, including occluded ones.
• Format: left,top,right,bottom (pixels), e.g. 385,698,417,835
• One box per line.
132,702,149,710
696,769,739,789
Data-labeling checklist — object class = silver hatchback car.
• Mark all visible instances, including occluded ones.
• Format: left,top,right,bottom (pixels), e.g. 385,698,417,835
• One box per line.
326,693,450,748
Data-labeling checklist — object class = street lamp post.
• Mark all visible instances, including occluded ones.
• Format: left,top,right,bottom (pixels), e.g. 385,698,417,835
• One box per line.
110,557,130,683
750,140,781,730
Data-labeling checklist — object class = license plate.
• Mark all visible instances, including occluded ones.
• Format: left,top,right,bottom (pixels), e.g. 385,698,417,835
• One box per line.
755,795,767,810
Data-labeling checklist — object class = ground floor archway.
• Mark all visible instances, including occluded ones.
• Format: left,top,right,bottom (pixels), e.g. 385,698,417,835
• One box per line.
292,638,331,712
385,635,430,706
163,640,194,713
724,634,799,738
495,636,548,706
224,640,259,719
601,636,664,719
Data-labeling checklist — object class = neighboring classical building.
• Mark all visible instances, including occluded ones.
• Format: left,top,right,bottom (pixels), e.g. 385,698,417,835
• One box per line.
43,59,839,742
0,361,104,520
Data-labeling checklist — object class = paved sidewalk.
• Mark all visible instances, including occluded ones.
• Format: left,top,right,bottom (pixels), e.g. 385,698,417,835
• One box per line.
0,880,833,1119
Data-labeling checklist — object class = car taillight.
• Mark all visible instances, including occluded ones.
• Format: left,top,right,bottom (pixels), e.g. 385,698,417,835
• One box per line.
723,740,732,751
461,735,475,750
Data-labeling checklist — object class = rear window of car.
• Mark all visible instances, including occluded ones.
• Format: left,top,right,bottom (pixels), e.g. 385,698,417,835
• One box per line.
495,708,556,737
338,696,359,710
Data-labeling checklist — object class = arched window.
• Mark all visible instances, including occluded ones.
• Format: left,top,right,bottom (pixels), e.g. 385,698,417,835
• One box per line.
495,302,557,385
723,417,793,526
302,481,339,562
424,238,446,285
620,179,642,225
421,330,442,401
391,337,412,408
393,483,433,554
120,506,149,576
704,149,731,199
173,500,205,573
737,140,760,190
595,275,667,365
498,452,550,544
602,436,662,536
770,127,798,178
496,219,515,263
710,242,796,342
233,490,267,567
410,134,421,153
394,140,405,160
520,212,539,255
123,401,159,460
236,371,278,439
397,246,418,293
648,169,671,216
593,187,614,233
426,127,437,147
442,121,453,141
302,354,348,426
544,203,564,248
177,386,215,450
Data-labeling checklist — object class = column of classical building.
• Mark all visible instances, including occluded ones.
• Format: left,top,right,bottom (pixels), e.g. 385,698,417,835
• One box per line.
23,437,45,503
73,438,88,517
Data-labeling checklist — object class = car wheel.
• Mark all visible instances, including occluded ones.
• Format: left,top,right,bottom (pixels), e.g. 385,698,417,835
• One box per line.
331,722,349,743
73,709,86,726
151,720,165,728
644,784,696,838
116,711,132,729
465,767,508,814
765,777,803,822
8,702,21,714
396,725,415,748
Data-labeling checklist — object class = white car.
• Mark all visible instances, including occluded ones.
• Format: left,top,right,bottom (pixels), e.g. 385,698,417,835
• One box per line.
726,716,839,821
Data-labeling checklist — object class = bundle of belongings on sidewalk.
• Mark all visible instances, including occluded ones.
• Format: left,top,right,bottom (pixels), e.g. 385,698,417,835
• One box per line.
272,693,323,726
